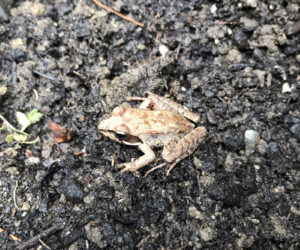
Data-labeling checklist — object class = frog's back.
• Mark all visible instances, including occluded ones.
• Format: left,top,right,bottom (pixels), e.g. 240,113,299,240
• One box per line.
123,108,195,136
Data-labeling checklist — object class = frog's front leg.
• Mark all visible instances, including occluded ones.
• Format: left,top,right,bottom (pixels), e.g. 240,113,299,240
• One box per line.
162,126,207,175
118,143,156,173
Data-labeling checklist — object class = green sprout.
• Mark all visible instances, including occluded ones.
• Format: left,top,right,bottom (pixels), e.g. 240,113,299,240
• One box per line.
0,109,43,144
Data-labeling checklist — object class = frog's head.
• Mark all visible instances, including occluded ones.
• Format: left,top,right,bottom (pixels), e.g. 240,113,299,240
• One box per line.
98,106,141,145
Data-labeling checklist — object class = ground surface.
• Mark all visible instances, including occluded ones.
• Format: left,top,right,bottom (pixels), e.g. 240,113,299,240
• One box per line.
0,0,299,249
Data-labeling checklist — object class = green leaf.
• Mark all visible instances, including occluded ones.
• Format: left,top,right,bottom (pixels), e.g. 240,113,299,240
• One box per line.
16,111,30,131
0,122,6,131
20,136,40,144
27,109,43,124
6,134,14,143
13,133,28,142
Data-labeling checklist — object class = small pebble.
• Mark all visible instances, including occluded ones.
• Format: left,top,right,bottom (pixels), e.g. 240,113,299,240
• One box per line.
243,0,257,8
0,85,7,96
188,205,204,220
10,38,26,51
282,82,294,93
267,142,278,154
290,123,300,140
245,130,260,155
159,44,169,56
25,157,40,166
211,4,217,14
207,110,218,124
199,228,214,242
61,178,84,202
137,43,146,50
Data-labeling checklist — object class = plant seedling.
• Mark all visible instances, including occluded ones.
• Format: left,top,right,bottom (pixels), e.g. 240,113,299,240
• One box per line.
0,109,43,144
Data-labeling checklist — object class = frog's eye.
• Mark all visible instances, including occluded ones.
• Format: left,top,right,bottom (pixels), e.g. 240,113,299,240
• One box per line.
115,131,129,140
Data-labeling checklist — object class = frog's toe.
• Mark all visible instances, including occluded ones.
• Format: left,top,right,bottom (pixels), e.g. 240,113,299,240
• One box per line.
118,163,134,173
144,162,167,177
118,163,126,168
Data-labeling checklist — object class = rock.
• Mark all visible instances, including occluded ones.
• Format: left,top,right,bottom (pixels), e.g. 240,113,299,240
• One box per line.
21,202,31,211
60,178,84,202
25,157,40,166
159,44,169,56
188,205,204,220
226,49,243,63
245,130,260,155
199,227,214,241
233,29,248,49
85,222,103,247
253,69,266,86
207,109,218,124
0,0,13,21
0,6,8,21
224,153,235,172
10,38,26,51
242,0,257,8
240,17,258,31
207,178,245,206
267,142,278,154
223,129,244,151
290,123,300,141
5,166,19,175
137,44,146,50
4,147,18,158
83,194,94,205
207,25,226,39
211,4,217,14
11,1,47,17
282,82,294,93
250,25,287,52
257,139,267,155
0,85,7,97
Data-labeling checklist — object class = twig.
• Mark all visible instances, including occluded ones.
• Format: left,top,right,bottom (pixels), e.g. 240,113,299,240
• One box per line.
33,69,60,82
92,0,144,28
33,89,39,100
39,238,52,250
13,180,20,211
16,223,65,250
10,234,21,242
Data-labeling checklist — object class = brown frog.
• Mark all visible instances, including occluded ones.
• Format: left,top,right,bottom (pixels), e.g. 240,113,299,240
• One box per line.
98,92,207,176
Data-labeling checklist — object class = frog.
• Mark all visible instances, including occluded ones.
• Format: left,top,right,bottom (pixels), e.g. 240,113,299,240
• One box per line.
98,92,207,176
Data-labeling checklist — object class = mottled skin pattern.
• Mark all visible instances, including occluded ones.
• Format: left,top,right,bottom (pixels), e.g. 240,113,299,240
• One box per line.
98,92,207,176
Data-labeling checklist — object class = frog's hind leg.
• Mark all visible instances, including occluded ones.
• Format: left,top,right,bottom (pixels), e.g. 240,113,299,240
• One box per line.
144,162,167,177
166,159,182,176
146,92,200,123
162,126,207,175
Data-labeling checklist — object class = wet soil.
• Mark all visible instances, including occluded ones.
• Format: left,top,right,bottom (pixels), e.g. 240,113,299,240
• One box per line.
0,0,299,249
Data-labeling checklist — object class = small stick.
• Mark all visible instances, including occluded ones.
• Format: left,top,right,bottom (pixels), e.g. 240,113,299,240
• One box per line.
13,180,20,211
92,0,144,28
127,96,147,101
33,69,60,82
10,234,21,242
39,238,52,250
16,223,65,250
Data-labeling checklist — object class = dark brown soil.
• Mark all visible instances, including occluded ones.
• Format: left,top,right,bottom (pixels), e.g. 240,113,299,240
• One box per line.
0,0,299,249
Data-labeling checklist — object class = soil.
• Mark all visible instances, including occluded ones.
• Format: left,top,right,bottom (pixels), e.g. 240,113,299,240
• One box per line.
0,0,299,249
